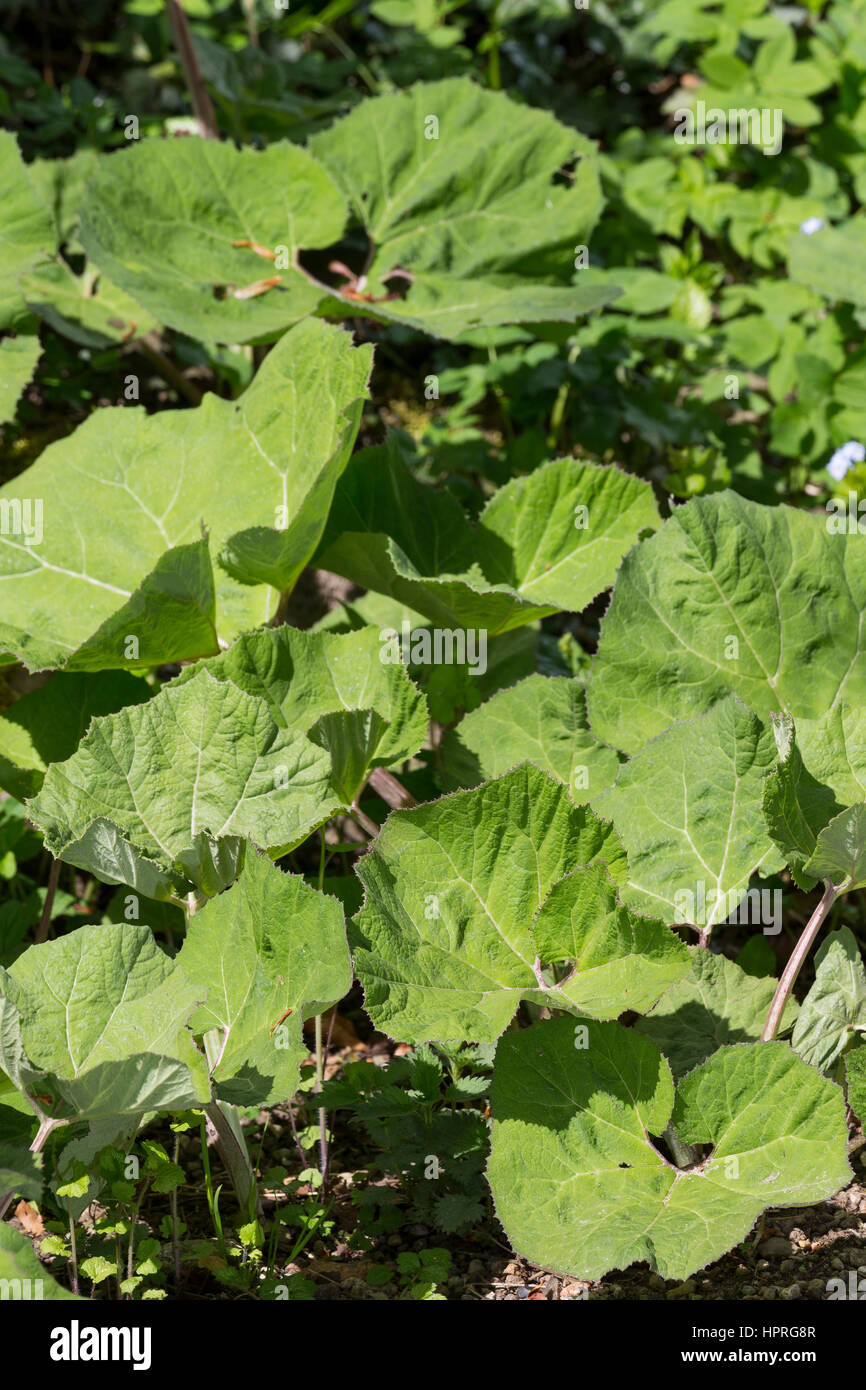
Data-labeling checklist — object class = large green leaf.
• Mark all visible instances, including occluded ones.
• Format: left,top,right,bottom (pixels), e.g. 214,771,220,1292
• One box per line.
788,223,866,310
27,669,338,898
0,318,371,670
592,698,782,931
847,1045,866,1123
803,804,866,890
0,1224,82,1300
0,924,209,1124
310,78,615,338
635,947,798,1076
0,132,54,332
80,137,346,344
174,624,428,799
318,443,658,634
351,764,632,1044
762,712,841,892
488,1018,850,1281
177,848,351,1105
0,334,40,424
588,492,866,754
440,675,620,803
0,670,150,800
791,928,866,1074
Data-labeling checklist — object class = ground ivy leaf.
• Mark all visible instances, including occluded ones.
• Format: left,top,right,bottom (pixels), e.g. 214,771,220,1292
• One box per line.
0,670,150,800
80,138,347,343
310,78,615,338
318,443,657,633
440,675,620,803
351,764,625,1044
27,669,338,896
592,698,782,931
0,318,371,670
0,1224,82,1300
634,947,798,1076
846,1045,866,1123
0,333,41,424
488,1018,850,1281
177,848,351,1106
0,924,210,1123
791,928,866,1074
588,492,866,755
803,804,866,890
0,132,54,332
531,863,689,1018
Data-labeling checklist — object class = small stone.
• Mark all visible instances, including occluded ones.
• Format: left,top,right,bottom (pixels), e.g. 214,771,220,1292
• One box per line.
387,1233,402,1247
740,1285,756,1296
648,1273,666,1291
407,1224,429,1237
467,1259,485,1276
666,1279,696,1300
758,1237,795,1258
781,1283,802,1300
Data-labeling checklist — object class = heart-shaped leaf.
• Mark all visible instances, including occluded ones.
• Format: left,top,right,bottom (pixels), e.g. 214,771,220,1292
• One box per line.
488,1018,850,1281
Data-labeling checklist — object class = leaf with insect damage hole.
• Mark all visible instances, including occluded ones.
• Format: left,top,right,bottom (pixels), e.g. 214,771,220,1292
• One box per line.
80,138,347,343
310,78,616,338
26,669,339,899
488,1018,850,1282
592,697,782,932
351,764,629,1044
0,924,210,1124
317,441,658,634
177,848,351,1106
588,492,866,755
0,318,371,670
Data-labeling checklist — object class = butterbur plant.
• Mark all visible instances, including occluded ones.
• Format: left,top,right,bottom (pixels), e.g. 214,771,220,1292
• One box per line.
3,0,866,1305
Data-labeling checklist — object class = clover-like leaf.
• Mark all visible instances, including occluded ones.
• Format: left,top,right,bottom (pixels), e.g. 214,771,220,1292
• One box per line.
310,78,615,338
440,675,620,803
0,924,210,1124
588,491,866,754
27,669,338,898
0,317,371,670
177,848,351,1106
318,442,658,634
488,1018,850,1281
0,670,150,800
80,137,347,343
592,698,782,931
791,928,866,1074
351,764,628,1044
634,947,798,1076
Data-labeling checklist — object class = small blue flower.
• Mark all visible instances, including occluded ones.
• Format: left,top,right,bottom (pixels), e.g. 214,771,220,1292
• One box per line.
827,441,866,480
800,217,825,235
